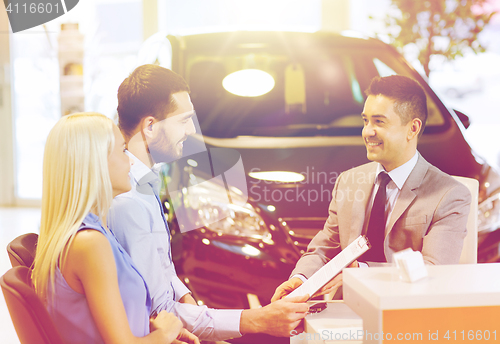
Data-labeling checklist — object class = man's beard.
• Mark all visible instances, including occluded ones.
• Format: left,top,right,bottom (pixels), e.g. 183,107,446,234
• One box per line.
147,135,182,164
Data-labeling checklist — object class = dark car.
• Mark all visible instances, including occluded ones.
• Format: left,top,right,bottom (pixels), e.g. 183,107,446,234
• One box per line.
158,31,500,315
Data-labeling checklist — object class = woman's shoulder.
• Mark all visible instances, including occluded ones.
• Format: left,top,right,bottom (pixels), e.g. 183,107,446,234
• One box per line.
70,228,113,262
61,226,115,295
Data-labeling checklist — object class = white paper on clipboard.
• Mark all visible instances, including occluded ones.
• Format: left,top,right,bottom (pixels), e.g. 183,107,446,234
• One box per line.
286,235,371,299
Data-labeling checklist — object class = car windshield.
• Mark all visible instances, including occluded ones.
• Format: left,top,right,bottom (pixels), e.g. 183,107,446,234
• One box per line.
179,33,445,138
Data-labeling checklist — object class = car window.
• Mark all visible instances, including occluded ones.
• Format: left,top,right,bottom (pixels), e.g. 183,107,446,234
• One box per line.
373,58,397,77
185,40,445,138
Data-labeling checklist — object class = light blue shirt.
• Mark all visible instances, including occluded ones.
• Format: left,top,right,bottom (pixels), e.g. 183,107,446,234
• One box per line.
108,153,242,341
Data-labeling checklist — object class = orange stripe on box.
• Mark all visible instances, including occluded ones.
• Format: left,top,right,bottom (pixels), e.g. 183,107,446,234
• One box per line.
382,306,500,343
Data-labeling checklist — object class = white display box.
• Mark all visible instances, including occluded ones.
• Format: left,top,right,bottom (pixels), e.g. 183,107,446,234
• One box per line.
343,264,500,343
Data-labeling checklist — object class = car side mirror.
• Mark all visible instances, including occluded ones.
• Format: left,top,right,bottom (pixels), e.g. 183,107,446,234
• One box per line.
454,110,471,129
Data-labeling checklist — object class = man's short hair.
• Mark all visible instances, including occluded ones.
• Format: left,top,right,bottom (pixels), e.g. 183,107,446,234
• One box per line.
117,64,190,139
365,75,428,137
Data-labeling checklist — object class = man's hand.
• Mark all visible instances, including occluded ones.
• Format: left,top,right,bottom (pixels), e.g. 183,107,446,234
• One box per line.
179,293,197,305
173,328,200,344
313,260,359,298
271,277,303,302
150,311,183,343
240,294,309,337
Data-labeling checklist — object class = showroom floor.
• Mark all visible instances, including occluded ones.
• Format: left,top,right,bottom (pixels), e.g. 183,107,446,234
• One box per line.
0,207,41,344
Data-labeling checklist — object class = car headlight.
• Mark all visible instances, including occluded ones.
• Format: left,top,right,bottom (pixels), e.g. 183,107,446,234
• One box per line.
478,191,500,232
183,174,272,241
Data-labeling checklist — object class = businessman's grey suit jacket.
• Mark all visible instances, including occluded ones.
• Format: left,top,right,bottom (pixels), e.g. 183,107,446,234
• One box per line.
291,154,471,279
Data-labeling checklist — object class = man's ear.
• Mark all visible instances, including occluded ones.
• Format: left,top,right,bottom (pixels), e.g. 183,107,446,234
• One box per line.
408,118,422,141
141,116,156,139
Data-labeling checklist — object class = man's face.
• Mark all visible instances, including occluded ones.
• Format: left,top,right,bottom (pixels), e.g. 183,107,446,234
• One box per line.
361,94,414,171
148,91,196,163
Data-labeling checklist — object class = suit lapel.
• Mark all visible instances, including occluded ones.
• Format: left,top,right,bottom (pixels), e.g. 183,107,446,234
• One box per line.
386,154,429,235
347,163,377,243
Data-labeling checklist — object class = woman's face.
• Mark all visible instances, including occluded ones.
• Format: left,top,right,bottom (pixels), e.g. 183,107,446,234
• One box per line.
108,124,133,197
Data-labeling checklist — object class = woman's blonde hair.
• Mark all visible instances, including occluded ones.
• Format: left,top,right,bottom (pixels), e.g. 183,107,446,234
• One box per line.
32,112,115,302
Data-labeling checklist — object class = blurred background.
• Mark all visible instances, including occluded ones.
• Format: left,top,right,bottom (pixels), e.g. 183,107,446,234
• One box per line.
1,0,499,204
1,0,500,342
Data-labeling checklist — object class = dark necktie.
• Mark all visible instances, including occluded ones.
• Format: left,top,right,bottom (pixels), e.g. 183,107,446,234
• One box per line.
361,172,392,263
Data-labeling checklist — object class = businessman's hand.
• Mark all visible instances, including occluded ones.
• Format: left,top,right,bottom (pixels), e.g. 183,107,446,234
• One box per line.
313,260,359,298
240,294,309,337
271,277,303,302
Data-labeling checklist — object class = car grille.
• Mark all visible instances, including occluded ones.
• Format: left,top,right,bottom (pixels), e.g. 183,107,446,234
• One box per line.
279,217,326,254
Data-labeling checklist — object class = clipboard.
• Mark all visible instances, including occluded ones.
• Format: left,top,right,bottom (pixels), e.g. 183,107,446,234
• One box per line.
286,235,371,299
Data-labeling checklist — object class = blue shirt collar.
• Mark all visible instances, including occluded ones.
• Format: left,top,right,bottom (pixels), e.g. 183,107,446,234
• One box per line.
126,151,161,187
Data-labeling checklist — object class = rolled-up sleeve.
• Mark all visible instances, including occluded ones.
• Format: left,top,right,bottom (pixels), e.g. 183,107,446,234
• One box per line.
172,303,242,341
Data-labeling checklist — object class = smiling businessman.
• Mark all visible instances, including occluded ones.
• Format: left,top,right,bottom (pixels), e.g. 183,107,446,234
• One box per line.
272,75,471,301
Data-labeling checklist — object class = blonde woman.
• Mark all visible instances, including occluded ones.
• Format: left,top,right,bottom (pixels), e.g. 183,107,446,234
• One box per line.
31,113,199,344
